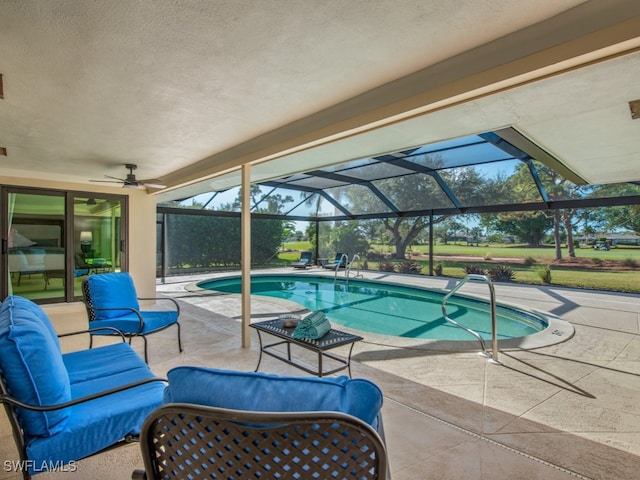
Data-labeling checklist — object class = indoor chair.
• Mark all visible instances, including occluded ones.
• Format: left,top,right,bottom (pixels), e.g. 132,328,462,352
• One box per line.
82,272,182,363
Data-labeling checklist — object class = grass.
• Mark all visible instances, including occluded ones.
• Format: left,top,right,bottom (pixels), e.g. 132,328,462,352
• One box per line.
401,243,640,261
282,241,640,293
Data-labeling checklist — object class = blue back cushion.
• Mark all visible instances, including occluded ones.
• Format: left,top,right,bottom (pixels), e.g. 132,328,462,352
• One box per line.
0,296,71,437
164,366,383,426
87,272,140,319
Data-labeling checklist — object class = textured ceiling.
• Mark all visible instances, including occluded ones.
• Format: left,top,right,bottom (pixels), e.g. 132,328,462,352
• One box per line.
1,0,639,197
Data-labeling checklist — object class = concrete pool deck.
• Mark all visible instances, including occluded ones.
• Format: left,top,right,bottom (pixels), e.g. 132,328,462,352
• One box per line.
1,268,638,479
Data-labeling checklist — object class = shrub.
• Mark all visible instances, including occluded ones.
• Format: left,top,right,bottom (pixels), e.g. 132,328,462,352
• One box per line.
463,265,485,275
487,265,515,282
434,263,443,276
398,261,421,274
622,257,638,268
591,257,605,266
366,250,386,262
523,256,536,266
537,265,552,284
378,261,396,272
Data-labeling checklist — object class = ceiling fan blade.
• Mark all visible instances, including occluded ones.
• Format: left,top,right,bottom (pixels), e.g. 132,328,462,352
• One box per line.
140,179,166,189
104,174,126,182
90,179,123,184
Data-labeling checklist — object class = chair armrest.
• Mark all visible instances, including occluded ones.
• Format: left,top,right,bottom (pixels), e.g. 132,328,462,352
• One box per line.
0,377,167,412
58,327,127,342
90,306,144,332
137,296,180,315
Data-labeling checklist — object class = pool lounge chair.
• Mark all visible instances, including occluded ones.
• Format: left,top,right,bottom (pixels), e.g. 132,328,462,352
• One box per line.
291,250,313,269
323,252,348,269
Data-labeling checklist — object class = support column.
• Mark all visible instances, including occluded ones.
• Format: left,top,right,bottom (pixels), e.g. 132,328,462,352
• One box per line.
241,164,251,347
428,211,434,276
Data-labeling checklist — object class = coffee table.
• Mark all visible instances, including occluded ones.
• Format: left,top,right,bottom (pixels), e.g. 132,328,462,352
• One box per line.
250,319,363,377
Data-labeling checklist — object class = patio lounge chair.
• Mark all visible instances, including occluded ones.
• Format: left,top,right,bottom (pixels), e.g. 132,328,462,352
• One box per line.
82,272,182,363
0,295,166,479
133,366,388,479
291,250,313,268
323,252,348,269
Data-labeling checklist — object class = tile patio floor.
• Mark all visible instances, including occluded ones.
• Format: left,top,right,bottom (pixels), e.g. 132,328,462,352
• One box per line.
1,268,638,479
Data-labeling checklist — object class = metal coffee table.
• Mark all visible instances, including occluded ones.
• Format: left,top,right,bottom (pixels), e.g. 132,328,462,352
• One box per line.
250,319,363,377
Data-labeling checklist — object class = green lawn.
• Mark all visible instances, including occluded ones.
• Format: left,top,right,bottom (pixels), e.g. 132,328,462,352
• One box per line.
281,241,640,293
404,243,640,261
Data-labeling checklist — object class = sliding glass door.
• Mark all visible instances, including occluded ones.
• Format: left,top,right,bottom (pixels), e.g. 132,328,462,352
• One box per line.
6,191,66,302
2,187,126,303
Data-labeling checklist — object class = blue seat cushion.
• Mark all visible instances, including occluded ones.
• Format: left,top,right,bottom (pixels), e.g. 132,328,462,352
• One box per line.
26,367,165,474
86,272,140,320
0,296,71,437
90,311,178,336
63,342,147,384
164,366,383,427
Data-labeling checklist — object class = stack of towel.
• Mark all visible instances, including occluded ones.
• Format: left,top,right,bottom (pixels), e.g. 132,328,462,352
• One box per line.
292,311,331,340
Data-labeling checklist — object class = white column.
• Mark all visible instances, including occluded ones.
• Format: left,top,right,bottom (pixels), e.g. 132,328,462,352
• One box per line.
241,164,251,347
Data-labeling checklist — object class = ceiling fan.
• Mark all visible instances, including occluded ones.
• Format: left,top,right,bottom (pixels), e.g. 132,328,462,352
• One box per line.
90,164,166,189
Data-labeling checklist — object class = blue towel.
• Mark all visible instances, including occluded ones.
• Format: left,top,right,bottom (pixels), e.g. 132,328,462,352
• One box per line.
293,311,331,339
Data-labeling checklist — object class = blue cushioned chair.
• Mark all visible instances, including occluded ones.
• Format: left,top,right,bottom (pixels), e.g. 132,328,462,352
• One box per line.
0,295,165,479
133,366,388,479
82,272,182,363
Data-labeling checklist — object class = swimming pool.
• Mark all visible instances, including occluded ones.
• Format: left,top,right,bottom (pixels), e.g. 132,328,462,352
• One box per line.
197,274,549,342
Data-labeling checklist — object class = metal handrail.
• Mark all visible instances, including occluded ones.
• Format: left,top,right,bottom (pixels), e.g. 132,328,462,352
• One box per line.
441,274,500,364
334,253,349,280
347,254,363,279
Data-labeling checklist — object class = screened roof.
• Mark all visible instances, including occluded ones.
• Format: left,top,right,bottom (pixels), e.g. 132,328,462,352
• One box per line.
158,127,640,220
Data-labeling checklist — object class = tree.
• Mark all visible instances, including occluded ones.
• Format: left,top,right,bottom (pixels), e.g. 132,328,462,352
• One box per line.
482,211,551,246
590,184,640,234
339,155,494,259
435,218,464,245
329,222,369,257
499,161,590,258
469,226,483,246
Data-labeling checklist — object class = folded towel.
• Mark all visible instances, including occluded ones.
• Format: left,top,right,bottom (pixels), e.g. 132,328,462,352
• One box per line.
293,311,331,340
297,311,326,329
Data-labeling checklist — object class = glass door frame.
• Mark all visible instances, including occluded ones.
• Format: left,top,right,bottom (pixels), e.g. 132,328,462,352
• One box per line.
1,185,128,303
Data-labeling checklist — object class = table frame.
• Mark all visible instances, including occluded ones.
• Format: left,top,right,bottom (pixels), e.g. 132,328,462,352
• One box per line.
250,319,363,377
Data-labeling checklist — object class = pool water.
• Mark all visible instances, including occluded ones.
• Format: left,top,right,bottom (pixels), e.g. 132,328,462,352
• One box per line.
197,275,547,341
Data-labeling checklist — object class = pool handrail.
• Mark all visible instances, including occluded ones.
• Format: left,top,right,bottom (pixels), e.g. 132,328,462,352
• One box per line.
334,253,349,280
347,254,363,279
441,274,500,364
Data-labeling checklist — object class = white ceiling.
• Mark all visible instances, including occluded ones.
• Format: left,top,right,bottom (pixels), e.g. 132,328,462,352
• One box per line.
1,0,639,199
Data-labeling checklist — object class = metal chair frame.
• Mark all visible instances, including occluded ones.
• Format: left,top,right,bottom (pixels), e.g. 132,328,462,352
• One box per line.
133,403,388,480
81,276,182,363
